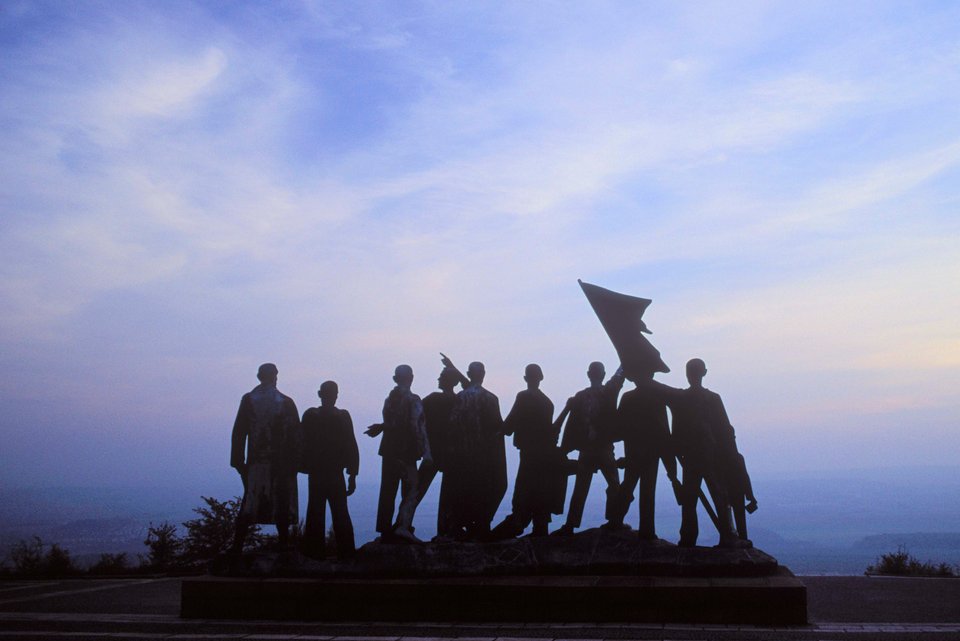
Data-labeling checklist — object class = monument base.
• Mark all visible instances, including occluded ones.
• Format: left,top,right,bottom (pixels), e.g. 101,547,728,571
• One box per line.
182,568,807,624
185,530,806,624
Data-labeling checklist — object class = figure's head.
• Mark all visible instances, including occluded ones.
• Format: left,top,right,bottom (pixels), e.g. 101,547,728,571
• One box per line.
393,364,414,388
524,363,543,387
438,366,459,392
587,361,605,385
257,363,278,385
467,361,485,385
319,380,338,406
686,358,707,386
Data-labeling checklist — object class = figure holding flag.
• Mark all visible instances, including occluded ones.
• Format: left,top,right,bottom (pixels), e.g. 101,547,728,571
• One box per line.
576,280,744,547
608,368,678,540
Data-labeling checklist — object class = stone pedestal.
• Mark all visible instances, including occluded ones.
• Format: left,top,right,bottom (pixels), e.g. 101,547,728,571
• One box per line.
183,528,807,624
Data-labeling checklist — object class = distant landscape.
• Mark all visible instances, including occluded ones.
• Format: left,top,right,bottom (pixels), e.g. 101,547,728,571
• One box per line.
3,465,958,575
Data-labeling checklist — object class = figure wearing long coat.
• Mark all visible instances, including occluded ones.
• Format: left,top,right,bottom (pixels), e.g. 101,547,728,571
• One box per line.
415,388,458,536
493,387,558,537
447,384,505,537
231,383,300,526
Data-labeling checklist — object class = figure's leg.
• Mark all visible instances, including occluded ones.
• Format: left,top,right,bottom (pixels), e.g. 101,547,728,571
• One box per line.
376,457,400,535
679,467,702,546
395,461,420,533
637,455,659,539
414,459,438,508
436,472,452,537
231,514,250,555
731,498,748,541
304,474,326,556
328,475,356,557
529,451,552,536
491,464,526,540
562,458,594,530
612,461,640,526
490,512,524,539
704,473,737,546
443,465,467,537
598,452,621,522
531,512,550,536
274,473,292,547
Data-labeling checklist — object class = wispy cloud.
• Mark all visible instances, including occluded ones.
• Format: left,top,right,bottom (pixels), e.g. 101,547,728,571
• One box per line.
1,2,958,485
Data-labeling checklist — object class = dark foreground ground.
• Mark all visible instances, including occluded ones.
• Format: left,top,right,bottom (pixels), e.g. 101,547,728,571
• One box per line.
0,575,958,640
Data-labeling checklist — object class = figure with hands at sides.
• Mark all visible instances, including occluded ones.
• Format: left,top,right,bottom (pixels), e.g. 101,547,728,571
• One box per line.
230,363,300,554
300,380,359,558
491,363,559,539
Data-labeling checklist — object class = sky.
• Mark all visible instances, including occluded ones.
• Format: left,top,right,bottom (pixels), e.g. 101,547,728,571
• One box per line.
1,1,958,494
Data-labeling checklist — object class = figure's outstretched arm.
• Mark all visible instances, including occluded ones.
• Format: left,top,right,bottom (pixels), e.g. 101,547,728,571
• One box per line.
440,352,470,388
605,365,626,395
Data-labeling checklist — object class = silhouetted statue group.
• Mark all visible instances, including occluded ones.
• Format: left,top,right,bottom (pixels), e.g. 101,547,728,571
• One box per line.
229,355,758,560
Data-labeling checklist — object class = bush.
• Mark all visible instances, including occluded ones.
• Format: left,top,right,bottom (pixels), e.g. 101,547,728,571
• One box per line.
4,537,77,577
143,522,183,570
867,546,958,577
8,536,43,575
181,496,261,561
43,543,77,577
90,552,129,575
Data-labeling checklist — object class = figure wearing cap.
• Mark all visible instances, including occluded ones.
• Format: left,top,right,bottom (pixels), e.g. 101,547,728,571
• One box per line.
230,363,300,553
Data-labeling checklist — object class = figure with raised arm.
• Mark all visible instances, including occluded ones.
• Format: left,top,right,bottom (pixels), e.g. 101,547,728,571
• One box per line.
230,363,300,554
491,364,558,538
366,364,431,543
412,365,462,540
300,380,359,558
552,361,625,536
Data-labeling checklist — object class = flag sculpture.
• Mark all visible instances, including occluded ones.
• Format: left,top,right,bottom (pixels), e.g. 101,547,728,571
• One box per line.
577,279,669,380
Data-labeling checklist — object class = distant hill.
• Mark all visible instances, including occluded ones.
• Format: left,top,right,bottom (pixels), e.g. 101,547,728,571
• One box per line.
2,466,959,573
855,533,960,550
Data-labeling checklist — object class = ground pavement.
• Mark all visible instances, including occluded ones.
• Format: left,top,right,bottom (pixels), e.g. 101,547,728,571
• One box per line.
0,575,959,640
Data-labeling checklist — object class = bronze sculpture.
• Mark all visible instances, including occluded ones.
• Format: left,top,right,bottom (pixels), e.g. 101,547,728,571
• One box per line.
300,380,359,558
491,364,561,538
229,363,300,553
366,365,431,543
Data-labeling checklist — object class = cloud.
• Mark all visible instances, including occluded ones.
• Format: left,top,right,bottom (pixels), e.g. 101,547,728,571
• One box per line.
99,46,227,122
1,2,959,486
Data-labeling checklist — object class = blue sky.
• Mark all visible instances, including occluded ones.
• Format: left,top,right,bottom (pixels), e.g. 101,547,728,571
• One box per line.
1,1,958,492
